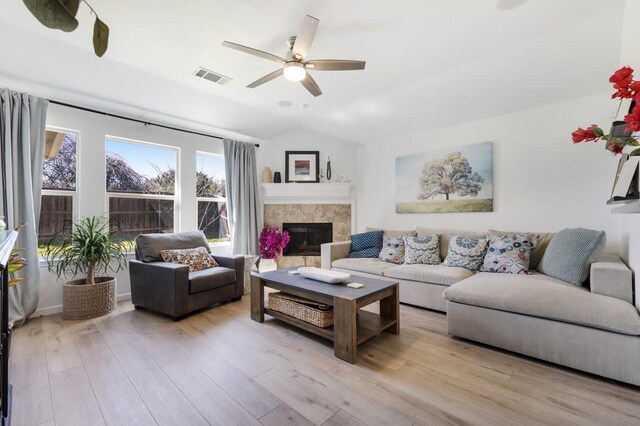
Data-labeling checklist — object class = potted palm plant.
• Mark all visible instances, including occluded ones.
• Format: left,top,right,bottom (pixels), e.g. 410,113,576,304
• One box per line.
44,215,128,320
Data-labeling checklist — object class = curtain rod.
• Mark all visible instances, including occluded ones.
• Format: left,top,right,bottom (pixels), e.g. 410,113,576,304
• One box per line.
48,99,259,147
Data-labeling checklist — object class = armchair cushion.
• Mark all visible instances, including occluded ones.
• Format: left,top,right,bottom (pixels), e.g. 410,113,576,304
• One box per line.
161,247,218,271
189,267,236,294
135,231,210,262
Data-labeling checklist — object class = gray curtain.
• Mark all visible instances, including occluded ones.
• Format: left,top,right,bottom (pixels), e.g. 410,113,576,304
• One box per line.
223,139,262,255
0,89,48,326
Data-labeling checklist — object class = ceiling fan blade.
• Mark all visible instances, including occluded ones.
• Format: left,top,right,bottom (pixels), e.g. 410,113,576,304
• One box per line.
247,69,284,88
222,41,286,64
306,60,366,71
301,73,322,97
292,15,319,60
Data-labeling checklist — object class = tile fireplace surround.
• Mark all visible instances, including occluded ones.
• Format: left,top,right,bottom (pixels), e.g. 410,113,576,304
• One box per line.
264,203,351,268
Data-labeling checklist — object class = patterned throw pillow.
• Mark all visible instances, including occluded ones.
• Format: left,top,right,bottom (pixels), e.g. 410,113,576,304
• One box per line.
480,234,538,275
348,230,383,258
160,247,218,272
379,236,406,264
443,234,488,271
404,235,440,265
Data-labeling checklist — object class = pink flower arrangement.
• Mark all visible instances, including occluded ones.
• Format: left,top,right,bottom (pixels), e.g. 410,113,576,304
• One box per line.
259,226,290,259
572,66,640,156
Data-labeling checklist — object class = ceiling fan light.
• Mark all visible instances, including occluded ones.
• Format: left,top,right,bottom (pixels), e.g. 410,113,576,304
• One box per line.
283,62,306,81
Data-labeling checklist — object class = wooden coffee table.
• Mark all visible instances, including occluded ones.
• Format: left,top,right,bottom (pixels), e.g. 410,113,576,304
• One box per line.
251,269,399,363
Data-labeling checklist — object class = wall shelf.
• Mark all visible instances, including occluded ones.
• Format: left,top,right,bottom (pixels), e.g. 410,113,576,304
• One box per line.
611,199,640,214
261,183,352,200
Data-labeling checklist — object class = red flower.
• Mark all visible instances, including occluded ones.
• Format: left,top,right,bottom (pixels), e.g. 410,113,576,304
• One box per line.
624,106,640,132
612,87,634,99
571,125,600,143
610,66,634,89
607,142,624,155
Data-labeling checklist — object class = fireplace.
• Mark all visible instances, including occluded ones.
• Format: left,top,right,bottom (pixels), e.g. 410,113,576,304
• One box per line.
282,222,333,256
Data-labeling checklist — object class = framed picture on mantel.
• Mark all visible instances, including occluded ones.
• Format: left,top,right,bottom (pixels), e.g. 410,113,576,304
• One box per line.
285,151,320,183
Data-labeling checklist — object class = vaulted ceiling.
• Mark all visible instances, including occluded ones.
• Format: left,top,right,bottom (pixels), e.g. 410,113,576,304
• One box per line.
0,0,627,144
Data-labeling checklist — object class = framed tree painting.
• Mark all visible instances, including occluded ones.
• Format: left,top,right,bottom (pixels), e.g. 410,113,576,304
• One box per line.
396,141,493,213
285,151,320,183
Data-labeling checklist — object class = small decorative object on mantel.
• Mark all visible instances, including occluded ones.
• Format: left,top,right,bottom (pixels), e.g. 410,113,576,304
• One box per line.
572,66,640,156
326,156,332,182
285,151,320,183
261,167,273,183
273,171,282,183
258,226,290,273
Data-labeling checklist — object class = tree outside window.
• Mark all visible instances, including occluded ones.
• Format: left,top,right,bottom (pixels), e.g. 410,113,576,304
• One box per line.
39,130,78,250
105,139,177,245
196,153,229,243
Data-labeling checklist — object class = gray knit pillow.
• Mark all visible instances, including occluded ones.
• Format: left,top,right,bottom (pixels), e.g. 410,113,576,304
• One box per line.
537,228,606,286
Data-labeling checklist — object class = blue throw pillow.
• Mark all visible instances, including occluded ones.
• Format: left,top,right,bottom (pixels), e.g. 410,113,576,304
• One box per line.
537,228,606,286
348,230,383,258
348,247,382,258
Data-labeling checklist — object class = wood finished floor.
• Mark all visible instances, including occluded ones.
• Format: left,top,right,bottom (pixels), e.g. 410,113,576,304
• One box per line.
10,297,640,426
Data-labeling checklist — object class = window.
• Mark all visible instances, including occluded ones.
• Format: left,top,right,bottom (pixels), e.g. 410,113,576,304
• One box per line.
106,138,178,244
196,153,229,243
39,129,78,249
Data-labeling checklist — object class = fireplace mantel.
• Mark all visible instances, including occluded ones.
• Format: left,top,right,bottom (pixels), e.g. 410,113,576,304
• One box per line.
261,183,352,201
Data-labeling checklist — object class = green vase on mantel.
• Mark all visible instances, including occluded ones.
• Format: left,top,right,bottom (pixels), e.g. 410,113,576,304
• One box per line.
326,157,332,182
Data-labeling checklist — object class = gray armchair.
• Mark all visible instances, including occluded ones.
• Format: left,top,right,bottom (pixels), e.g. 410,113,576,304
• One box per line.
129,231,244,320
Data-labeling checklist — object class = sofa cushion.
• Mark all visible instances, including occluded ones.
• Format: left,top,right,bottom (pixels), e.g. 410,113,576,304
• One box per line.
161,247,219,272
189,267,236,294
349,230,383,254
383,264,474,286
443,234,489,271
332,258,396,276
537,228,606,286
404,235,440,265
443,272,640,336
480,234,537,275
417,227,486,260
136,231,210,262
488,229,553,270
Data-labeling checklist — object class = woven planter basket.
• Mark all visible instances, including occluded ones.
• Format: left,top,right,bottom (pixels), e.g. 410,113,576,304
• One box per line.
62,277,117,320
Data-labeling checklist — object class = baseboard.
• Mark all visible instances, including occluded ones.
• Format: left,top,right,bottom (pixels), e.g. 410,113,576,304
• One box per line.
31,293,132,318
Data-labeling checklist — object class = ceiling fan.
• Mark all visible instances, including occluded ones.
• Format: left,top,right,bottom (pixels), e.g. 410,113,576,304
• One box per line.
222,15,366,97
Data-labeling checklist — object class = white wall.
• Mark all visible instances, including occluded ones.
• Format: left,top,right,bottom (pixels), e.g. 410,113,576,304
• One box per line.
616,0,640,308
257,129,359,185
356,92,621,253
36,104,232,316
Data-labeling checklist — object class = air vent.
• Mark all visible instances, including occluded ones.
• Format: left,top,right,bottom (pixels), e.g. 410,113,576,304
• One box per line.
194,67,231,85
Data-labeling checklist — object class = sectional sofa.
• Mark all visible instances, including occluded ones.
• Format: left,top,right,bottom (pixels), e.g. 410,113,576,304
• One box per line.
321,227,640,385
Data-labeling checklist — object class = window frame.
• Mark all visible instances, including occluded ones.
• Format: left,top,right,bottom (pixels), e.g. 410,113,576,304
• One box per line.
196,151,230,247
39,127,80,257
105,135,181,241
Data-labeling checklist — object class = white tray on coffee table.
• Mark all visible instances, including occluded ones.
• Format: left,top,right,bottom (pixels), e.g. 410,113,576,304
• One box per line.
297,267,351,283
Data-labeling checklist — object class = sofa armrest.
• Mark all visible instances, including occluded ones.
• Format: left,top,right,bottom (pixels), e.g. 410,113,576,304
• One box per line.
321,241,351,269
129,260,190,316
590,254,633,304
211,254,244,297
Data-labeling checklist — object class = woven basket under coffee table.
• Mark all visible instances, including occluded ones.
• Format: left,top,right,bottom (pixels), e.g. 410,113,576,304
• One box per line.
62,277,117,320
268,292,334,327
